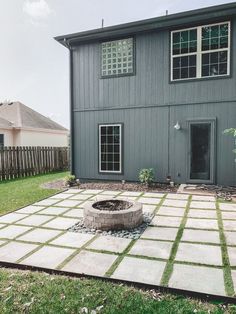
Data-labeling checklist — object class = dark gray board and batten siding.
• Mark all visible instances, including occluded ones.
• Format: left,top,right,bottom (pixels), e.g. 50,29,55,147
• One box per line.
70,17,236,185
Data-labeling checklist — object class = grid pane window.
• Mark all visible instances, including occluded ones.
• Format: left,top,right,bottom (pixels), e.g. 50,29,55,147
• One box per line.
101,38,134,77
172,29,197,80
171,22,230,81
99,125,121,173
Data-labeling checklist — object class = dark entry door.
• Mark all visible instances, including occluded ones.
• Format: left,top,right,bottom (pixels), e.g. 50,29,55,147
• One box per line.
188,120,215,183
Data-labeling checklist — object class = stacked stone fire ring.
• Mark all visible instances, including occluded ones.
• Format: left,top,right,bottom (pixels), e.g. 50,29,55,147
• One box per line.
83,199,143,231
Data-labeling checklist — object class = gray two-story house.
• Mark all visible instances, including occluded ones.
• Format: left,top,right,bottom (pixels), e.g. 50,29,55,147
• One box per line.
56,3,236,186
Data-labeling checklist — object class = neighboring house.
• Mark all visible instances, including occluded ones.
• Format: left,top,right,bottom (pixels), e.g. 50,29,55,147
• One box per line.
0,102,68,147
55,3,236,185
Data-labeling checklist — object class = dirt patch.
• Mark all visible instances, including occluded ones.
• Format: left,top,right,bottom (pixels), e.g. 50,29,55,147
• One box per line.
41,179,66,190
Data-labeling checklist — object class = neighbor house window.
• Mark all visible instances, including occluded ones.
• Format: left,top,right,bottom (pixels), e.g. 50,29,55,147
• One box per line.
101,38,134,77
99,124,122,173
171,21,230,81
0,134,4,148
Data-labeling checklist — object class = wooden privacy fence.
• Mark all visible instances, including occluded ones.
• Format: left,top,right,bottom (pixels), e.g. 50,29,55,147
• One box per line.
0,147,69,180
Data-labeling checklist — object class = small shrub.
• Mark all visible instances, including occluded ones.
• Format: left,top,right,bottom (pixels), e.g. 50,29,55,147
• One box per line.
139,168,154,187
64,175,76,187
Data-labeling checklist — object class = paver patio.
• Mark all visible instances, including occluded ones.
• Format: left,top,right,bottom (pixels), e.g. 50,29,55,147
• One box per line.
0,188,235,299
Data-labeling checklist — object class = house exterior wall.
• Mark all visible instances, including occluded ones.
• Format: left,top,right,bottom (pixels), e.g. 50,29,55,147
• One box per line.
0,129,14,146
19,130,68,147
71,16,236,185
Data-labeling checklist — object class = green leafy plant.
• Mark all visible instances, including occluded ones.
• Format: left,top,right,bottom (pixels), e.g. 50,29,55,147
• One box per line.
64,174,76,187
223,128,236,161
139,168,154,186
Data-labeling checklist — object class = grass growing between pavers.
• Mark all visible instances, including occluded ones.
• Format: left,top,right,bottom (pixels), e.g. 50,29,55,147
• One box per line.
216,201,235,296
160,195,191,286
0,172,68,216
0,268,235,314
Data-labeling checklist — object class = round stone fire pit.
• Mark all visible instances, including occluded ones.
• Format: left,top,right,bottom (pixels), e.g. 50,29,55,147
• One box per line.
84,199,143,231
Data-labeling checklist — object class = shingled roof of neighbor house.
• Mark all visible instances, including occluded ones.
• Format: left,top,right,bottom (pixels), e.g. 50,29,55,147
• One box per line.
0,102,67,131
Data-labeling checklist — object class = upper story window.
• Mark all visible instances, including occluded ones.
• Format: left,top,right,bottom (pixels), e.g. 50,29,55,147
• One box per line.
171,21,230,81
101,38,134,77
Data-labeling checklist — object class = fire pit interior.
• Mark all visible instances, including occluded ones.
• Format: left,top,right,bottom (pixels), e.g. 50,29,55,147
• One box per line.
84,199,143,231
93,199,132,211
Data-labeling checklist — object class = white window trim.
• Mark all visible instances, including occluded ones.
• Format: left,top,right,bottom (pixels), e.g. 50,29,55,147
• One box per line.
170,21,231,81
99,124,122,174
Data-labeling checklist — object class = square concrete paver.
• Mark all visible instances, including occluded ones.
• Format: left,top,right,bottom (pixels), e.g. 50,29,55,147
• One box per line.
49,193,71,200
38,207,69,216
142,192,165,198
142,204,156,215
120,191,142,197
63,208,84,218
100,191,121,196
42,217,79,230
35,199,59,206
191,195,215,202
18,228,62,243
176,243,222,266
0,241,38,263
138,197,161,205
169,264,225,296
232,270,236,292
64,189,83,194
151,216,182,228
227,247,236,266
56,200,82,207
88,236,131,253
81,189,103,194
188,209,217,219
223,220,236,231
50,232,95,248
18,215,53,227
224,231,236,245
221,212,236,220
0,225,32,239
16,206,45,214
20,245,75,269
111,256,166,285
190,201,216,209
181,229,220,244
0,213,28,224
162,199,188,208
62,250,117,276
166,194,189,200
157,206,185,217
185,218,218,230
69,194,93,201
219,203,236,211
129,239,173,259
141,227,178,241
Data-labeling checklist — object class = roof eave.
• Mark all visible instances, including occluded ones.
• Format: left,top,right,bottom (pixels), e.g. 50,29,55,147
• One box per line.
55,2,236,47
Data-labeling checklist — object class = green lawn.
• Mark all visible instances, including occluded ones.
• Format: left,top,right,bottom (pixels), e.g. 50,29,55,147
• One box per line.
0,172,68,216
0,268,234,314
0,173,235,313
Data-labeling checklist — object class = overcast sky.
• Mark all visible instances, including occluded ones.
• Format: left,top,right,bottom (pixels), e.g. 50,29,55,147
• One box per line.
0,0,234,128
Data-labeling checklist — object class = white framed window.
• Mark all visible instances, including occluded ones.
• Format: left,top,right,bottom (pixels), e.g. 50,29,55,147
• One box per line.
99,124,122,173
171,21,230,81
101,38,134,77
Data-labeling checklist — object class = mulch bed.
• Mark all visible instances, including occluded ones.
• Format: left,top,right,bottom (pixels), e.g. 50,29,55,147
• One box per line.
41,179,178,193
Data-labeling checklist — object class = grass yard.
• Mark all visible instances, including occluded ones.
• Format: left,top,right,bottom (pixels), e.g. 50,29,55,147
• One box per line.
0,172,68,216
0,172,235,313
0,268,235,314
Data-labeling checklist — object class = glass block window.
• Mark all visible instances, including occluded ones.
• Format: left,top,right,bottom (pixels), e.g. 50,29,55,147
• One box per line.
99,124,122,173
171,21,230,81
101,38,134,77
